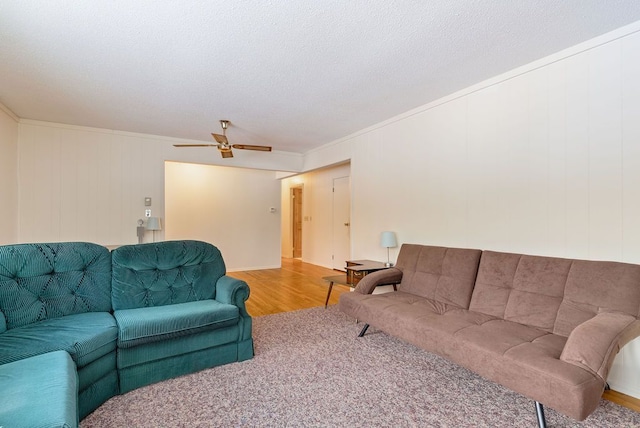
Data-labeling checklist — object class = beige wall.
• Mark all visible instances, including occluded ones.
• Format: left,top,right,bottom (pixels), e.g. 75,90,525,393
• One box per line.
16,122,291,270
0,106,18,244
15,121,298,255
18,123,167,245
165,161,281,271
304,24,640,268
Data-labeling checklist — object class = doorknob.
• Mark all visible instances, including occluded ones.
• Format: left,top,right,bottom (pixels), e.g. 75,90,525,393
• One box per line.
344,222,350,226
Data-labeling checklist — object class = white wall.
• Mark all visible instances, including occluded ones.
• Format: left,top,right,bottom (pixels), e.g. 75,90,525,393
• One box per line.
165,161,281,271
18,123,167,245
315,24,640,397
16,121,300,248
280,163,351,268
346,32,640,266
0,105,19,244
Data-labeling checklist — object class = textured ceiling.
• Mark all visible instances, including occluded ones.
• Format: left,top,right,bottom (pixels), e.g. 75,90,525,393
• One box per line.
2,1,640,154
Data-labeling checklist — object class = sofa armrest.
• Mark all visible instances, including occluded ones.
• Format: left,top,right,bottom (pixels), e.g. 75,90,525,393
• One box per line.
560,311,640,381
215,275,251,316
353,268,403,294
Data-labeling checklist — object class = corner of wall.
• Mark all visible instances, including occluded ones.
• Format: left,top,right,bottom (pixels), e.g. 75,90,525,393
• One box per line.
0,104,20,244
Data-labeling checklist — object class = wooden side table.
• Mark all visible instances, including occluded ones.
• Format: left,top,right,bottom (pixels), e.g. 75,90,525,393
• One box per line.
345,259,390,285
323,260,399,308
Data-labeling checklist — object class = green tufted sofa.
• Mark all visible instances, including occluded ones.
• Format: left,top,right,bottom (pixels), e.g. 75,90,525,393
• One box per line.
0,240,253,427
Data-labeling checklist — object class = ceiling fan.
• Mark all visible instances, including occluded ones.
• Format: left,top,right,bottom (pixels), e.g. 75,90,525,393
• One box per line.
173,120,272,158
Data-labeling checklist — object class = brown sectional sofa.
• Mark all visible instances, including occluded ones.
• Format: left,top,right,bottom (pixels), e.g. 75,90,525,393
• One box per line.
339,244,640,427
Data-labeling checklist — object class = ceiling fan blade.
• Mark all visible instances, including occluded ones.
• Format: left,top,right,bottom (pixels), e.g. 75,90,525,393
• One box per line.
220,149,234,159
173,144,218,147
212,133,228,144
232,144,272,152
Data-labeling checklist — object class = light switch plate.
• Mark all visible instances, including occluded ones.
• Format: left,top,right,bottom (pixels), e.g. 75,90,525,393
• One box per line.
144,197,152,206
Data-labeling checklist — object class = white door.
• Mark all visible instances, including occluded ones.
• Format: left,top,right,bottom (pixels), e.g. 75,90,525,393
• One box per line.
332,176,350,270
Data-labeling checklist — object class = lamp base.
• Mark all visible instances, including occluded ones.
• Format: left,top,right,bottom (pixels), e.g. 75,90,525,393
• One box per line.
385,262,394,267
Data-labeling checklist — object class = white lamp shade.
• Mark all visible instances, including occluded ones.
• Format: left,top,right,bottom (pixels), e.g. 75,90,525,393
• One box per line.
380,231,397,248
146,217,162,231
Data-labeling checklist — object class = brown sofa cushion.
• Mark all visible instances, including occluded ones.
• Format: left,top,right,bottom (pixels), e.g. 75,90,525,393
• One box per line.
341,288,603,420
395,244,482,309
470,251,640,337
555,260,640,336
469,251,572,332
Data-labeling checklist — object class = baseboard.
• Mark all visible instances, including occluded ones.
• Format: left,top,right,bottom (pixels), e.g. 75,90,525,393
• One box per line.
227,264,281,272
607,381,640,400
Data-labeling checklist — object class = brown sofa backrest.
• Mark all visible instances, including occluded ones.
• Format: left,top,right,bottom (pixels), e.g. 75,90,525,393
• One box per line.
469,250,640,336
396,244,482,309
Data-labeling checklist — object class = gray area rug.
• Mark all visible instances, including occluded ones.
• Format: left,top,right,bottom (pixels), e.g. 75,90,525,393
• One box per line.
81,306,640,427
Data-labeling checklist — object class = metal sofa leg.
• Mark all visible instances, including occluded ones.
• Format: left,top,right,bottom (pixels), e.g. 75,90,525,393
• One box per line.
535,401,547,428
358,324,370,337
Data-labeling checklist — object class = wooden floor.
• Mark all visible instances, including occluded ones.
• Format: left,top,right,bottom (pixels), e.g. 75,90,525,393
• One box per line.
228,257,640,414
228,257,351,317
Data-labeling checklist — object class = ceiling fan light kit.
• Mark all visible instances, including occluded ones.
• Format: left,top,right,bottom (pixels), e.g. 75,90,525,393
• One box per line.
173,120,272,158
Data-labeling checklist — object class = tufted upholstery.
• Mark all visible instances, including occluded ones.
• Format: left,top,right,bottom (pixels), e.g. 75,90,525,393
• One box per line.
395,244,482,308
111,240,225,310
0,241,117,420
469,251,640,336
0,242,112,331
340,243,640,421
0,239,253,421
110,240,253,394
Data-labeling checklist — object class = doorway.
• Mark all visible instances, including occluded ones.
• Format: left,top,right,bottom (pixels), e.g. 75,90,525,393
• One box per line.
291,186,303,258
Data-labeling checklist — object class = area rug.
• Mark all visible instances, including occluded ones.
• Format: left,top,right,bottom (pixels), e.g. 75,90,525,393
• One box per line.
81,306,640,427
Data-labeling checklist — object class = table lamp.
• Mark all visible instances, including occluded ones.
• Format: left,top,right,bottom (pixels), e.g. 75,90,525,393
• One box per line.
146,217,162,242
380,231,397,267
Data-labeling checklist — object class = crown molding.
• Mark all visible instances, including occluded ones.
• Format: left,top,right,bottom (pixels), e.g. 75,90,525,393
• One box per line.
314,20,640,151
0,102,19,122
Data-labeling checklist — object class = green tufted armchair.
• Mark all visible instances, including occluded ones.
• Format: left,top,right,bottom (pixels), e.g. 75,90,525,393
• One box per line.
111,240,254,393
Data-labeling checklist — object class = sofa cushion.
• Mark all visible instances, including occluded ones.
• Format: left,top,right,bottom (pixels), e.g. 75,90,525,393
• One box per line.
0,312,117,367
449,319,602,421
114,300,239,348
394,244,482,309
116,325,241,368
111,240,226,310
470,251,572,332
470,251,640,336
0,242,112,330
555,259,640,336
0,350,78,428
